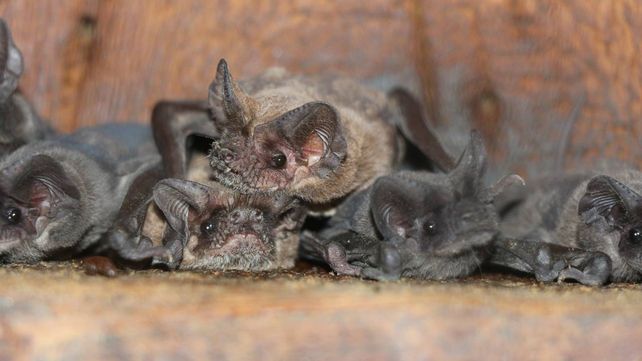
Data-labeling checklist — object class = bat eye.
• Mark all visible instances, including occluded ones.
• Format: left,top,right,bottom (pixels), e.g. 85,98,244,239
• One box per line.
629,228,642,244
270,152,287,169
200,220,216,236
424,220,438,235
3,207,21,225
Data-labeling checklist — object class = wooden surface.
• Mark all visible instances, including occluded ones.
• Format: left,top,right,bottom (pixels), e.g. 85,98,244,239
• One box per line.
0,0,640,176
0,263,641,360
0,2,641,359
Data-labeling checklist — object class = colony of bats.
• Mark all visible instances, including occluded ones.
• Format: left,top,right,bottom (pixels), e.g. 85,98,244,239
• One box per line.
0,19,640,286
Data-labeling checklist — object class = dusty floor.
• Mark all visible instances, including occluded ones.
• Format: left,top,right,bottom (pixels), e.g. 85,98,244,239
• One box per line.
0,262,641,360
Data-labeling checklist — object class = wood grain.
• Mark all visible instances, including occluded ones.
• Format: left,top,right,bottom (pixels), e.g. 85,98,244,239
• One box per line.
1,264,641,360
412,0,642,175
0,0,640,173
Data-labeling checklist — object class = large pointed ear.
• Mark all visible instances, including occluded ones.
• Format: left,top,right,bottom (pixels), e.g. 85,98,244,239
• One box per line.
0,19,23,102
370,177,423,241
448,130,487,197
208,59,250,130
578,175,642,227
9,155,80,207
153,179,227,236
478,174,526,204
273,101,347,178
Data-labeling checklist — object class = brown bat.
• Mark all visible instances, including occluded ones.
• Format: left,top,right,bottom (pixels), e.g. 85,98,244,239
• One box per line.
141,178,306,270
207,59,403,204
151,59,455,210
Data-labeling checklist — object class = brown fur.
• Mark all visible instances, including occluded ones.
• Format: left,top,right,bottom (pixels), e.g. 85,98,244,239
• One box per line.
210,62,401,205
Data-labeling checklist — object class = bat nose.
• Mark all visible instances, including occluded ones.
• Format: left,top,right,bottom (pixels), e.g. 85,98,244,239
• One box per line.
229,209,264,224
219,149,235,162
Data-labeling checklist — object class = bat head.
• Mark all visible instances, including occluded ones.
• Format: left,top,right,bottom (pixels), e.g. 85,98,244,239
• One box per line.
369,131,523,277
153,179,305,270
0,155,81,261
207,59,346,197
579,175,642,273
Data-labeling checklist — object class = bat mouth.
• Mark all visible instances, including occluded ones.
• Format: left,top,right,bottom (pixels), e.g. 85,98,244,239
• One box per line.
432,229,496,256
208,149,283,194
194,231,274,258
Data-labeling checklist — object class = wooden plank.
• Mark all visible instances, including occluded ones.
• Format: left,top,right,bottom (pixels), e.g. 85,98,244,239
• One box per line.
0,264,641,360
71,0,414,128
1,0,640,171
0,0,99,132
412,0,642,174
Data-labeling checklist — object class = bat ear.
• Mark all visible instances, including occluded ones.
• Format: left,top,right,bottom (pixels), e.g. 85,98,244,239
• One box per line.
370,177,423,241
448,130,487,196
208,58,251,131
0,19,23,102
479,174,526,204
579,175,642,227
274,102,346,178
10,155,80,207
153,178,226,236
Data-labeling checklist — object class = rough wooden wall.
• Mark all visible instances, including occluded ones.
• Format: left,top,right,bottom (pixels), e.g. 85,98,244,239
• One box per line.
0,0,640,176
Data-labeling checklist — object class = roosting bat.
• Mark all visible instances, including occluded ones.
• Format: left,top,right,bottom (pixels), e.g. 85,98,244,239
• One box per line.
491,168,642,285
0,19,53,158
300,131,523,280
118,178,306,270
0,123,161,263
152,59,455,209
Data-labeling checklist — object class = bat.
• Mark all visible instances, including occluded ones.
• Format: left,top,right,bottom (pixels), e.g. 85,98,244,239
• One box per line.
207,59,441,204
300,131,523,280
132,178,306,271
150,60,455,211
491,168,642,285
0,19,53,158
0,123,160,263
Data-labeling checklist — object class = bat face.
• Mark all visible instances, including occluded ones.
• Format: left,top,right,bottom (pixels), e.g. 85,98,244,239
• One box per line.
207,59,346,197
153,179,305,271
0,155,80,260
579,175,642,274
366,131,520,279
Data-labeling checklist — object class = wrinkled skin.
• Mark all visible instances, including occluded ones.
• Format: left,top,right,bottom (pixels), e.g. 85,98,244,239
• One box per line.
138,179,306,271
0,19,53,159
207,58,400,204
301,131,523,280
495,169,642,285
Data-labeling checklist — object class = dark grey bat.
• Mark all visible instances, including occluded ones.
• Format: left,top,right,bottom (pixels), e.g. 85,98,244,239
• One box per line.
0,19,53,158
0,123,160,263
491,168,642,285
300,131,522,280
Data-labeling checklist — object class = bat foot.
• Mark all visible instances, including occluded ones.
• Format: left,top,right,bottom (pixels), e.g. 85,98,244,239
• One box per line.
326,242,361,276
360,266,401,281
558,253,611,286
109,231,176,268
80,256,120,277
